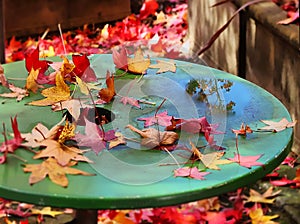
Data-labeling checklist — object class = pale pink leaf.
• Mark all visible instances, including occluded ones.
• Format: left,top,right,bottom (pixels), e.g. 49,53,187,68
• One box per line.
228,153,264,168
174,167,210,180
138,111,172,127
75,117,116,155
120,96,141,108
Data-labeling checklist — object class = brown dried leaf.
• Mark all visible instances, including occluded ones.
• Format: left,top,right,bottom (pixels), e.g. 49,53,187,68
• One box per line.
126,124,178,148
34,139,93,166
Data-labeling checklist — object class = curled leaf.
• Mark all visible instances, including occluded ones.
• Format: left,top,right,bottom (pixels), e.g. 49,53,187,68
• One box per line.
98,71,116,103
126,124,178,148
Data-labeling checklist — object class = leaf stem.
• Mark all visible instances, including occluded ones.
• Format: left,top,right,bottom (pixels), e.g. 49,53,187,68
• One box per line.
2,123,8,157
162,147,181,168
58,23,67,55
155,98,167,117
34,127,47,140
235,134,240,164
138,99,156,106
9,153,27,163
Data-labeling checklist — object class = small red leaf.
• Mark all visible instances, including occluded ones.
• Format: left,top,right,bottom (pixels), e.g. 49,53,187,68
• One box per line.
139,0,159,20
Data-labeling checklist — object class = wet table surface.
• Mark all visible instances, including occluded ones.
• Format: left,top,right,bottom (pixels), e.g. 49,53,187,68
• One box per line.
0,54,293,217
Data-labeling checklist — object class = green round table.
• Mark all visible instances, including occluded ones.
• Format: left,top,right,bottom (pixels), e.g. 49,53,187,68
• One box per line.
0,54,293,221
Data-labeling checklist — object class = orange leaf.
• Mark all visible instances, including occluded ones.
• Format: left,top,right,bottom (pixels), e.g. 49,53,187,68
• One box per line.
98,71,116,103
34,139,93,166
23,157,94,187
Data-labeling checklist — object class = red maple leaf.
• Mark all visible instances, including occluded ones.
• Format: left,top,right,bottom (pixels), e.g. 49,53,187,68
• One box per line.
139,0,159,20
228,153,264,168
72,54,97,82
138,111,172,127
112,46,128,70
0,116,23,153
75,117,116,155
176,117,220,135
270,175,296,187
0,116,24,164
25,46,52,84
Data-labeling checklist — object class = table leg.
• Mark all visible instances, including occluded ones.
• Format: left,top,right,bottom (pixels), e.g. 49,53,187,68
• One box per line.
70,209,98,224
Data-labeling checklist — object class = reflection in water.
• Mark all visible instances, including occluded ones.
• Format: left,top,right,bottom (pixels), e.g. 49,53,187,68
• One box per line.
186,78,235,112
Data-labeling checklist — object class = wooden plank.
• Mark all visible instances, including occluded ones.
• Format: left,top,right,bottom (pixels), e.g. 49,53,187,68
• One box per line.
4,0,131,38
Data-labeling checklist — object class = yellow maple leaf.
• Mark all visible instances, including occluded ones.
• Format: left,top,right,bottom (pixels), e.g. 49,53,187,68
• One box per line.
23,157,95,187
249,208,279,224
109,132,126,149
246,186,281,204
28,72,70,106
149,60,176,74
30,206,64,217
25,68,41,93
60,56,75,79
190,141,233,170
127,47,150,74
75,76,100,95
57,120,76,143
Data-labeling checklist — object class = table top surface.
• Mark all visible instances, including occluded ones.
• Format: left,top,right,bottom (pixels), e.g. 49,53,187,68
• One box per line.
0,54,293,209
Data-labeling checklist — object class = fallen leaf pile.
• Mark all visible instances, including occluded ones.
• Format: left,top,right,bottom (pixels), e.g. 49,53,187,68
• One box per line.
4,0,188,63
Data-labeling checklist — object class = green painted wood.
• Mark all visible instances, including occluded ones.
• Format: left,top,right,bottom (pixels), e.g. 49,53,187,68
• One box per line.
0,54,293,209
